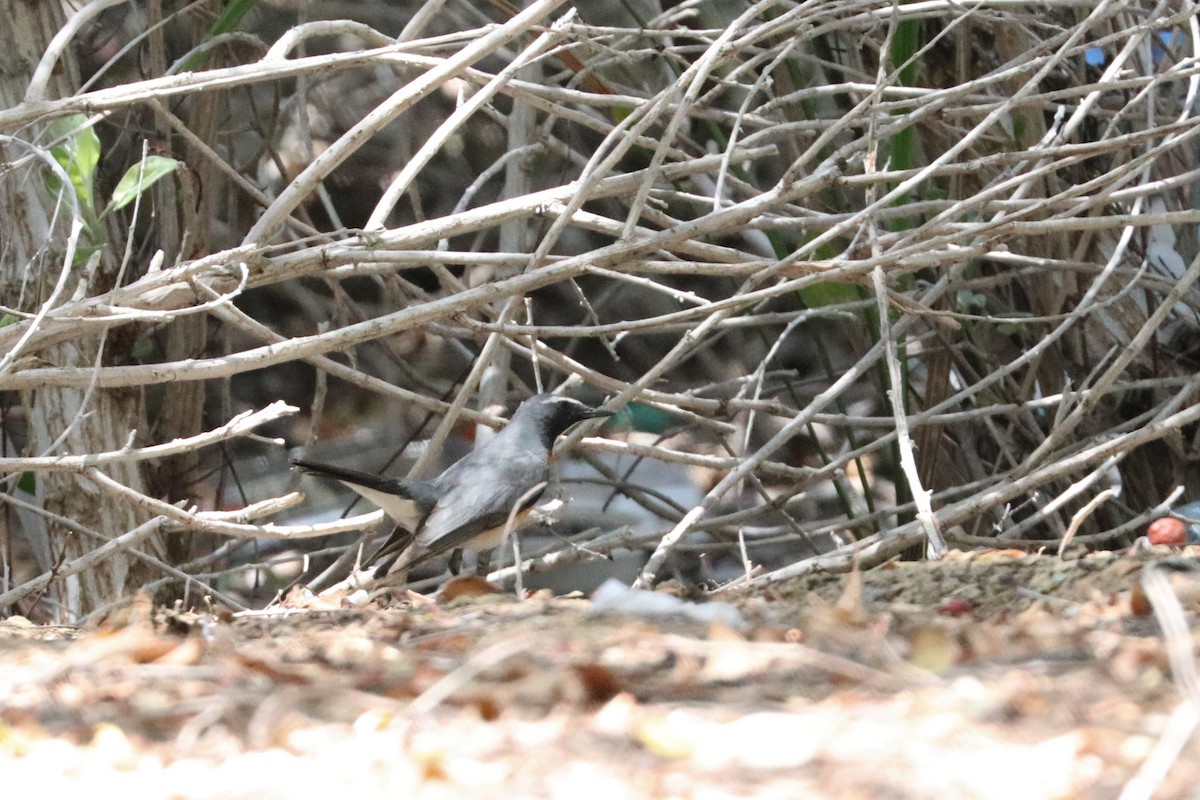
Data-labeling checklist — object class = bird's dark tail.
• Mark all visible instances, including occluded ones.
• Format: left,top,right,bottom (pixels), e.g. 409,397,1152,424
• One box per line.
368,527,417,576
290,458,399,491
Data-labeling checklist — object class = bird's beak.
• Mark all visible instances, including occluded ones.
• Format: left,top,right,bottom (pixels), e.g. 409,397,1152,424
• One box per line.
583,406,614,419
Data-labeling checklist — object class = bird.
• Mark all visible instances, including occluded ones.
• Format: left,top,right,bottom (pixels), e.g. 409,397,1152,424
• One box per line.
292,393,612,578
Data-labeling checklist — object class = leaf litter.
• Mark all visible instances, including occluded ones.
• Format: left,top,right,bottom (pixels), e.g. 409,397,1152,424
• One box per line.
1,547,1199,798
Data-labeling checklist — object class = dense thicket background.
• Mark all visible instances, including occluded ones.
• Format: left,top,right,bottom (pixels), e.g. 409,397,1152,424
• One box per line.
3,0,1200,622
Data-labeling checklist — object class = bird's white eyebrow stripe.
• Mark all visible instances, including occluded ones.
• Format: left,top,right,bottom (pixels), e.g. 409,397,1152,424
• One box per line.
546,396,584,405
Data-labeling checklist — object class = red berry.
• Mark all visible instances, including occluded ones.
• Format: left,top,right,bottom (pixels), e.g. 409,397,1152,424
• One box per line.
1147,517,1188,546
937,597,975,616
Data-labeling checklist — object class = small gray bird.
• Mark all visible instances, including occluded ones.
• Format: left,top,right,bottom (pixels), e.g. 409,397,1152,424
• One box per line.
292,394,611,578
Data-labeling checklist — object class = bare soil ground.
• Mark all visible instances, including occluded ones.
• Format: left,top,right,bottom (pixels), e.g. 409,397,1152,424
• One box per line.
2,547,1199,799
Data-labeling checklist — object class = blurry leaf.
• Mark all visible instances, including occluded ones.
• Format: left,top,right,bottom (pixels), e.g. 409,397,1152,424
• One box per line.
789,237,854,309
800,281,860,308
441,574,500,601
41,169,65,202
889,10,921,87
572,663,622,703
997,312,1032,337
956,289,987,314
835,561,866,625
887,7,921,215
613,402,676,434
177,0,259,72
1010,114,1027,145
131,335,158,362
0,314,19,328
1129,583,1152,616
48,114,100,214
636,714,695,759
908,625,962,674
74,244,102,269
17,472,35,494
207,0,257,36
108,155,179,212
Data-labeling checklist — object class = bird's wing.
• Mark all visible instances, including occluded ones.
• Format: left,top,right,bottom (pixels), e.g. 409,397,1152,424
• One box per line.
290,458,439,530
403,448,547,564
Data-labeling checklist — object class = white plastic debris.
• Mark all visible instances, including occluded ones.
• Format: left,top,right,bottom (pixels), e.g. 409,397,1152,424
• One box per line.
589,578,744,628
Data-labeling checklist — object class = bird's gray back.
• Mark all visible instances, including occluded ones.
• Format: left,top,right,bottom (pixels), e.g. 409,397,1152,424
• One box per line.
415,439,549,550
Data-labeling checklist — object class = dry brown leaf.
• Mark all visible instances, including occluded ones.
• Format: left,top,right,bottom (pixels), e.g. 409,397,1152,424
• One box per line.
440,575,501,602
236,652,316,685
571,663,623,704
835,558,866,625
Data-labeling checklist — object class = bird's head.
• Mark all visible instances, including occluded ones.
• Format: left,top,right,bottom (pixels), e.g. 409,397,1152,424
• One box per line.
512,394,612,445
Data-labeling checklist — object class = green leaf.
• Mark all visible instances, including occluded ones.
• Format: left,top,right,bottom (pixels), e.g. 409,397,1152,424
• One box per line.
47,114,100,217
956,289,987,314
73,125,101,190
50,117,100,200
42,169,65,200
177,0,259,72
208,0,257,36
800,281,861,308
612,402,676,434
131,334,158,362
108,155,180,212
17,472,35,495
997,312,1033,338
47,114,86,143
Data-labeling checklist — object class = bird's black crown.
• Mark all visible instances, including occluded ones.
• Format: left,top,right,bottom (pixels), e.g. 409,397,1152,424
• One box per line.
514,394,611,444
